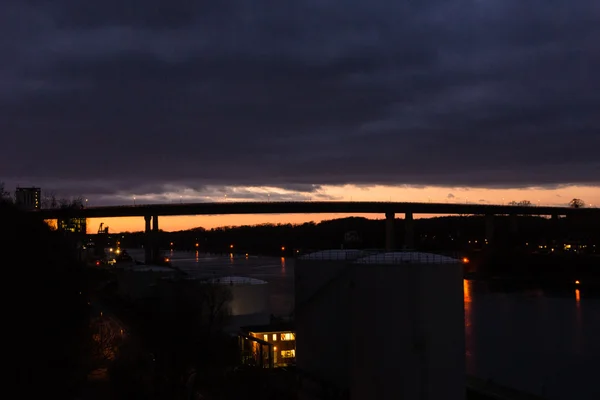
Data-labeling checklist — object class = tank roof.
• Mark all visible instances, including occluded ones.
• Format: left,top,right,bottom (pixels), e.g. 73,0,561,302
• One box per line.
127,265,176,273
298,249,365,261
355,252,460,265
208,276,268,285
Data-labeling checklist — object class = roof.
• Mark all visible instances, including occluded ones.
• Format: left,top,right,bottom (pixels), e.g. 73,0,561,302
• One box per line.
298,249,365,261
208,276,268,285
355,252,460,265
127,265,176,273
241,321,295,334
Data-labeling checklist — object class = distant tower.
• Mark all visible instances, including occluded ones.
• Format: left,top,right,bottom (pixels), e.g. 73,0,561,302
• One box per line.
15,187,41,210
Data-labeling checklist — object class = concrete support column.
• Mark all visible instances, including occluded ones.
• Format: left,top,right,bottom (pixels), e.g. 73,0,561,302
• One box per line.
144,215,152,264
404,212,414,249
485,214,494,243
152,215,159,263
385,212,395,251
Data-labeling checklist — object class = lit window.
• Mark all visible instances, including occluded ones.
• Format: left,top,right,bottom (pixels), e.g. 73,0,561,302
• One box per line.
280,333,294,341
263,335,268,341
281,350,296,358
272,334,277,341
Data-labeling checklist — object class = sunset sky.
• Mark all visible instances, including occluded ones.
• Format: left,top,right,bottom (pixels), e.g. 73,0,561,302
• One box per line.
1,1,599,233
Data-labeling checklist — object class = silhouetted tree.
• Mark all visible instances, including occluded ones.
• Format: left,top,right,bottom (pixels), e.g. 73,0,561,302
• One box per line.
41,190,58,209
2,201,90,397
0,182,11,202
569,198,585,208
508,200,532,206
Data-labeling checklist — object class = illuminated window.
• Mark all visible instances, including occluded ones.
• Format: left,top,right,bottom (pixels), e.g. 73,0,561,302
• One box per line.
281,350,296,358
263,335,268,341
280,333,294,341
272,334,277,341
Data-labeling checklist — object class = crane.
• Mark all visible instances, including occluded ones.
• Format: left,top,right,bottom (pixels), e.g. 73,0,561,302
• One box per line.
97,222,109,234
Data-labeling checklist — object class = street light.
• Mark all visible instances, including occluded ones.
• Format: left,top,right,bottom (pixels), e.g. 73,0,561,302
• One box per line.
180,195,183,204
133,196,136,206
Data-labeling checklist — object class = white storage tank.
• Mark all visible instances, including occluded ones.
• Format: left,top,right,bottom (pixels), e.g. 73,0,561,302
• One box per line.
354,252,464,400
295,249,366,303
295,249,368,391
208,276,270,332
296,251,465,400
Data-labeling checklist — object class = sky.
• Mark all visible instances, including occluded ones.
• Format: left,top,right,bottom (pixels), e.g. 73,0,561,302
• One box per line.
1,1,599,232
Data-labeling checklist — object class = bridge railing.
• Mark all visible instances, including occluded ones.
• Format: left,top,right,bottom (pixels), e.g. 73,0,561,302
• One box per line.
35,200,596,212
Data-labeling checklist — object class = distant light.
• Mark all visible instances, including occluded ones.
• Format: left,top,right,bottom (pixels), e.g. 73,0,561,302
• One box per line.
462,257,470,264
109,248,113,252
281,246,285,251
575,280,580,285
170,242,174,246
230,244,234,249
195,243,199,247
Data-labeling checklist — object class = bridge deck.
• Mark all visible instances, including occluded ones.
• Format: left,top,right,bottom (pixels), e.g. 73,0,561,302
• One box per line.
31,201,599,219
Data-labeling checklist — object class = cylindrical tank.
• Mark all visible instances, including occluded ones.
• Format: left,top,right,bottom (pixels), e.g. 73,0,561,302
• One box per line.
350,252,465,400
296,251,465,400
295,249,366,304
295,249,368,389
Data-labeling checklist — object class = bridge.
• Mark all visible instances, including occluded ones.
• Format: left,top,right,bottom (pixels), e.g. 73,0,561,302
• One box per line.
33,201,599,265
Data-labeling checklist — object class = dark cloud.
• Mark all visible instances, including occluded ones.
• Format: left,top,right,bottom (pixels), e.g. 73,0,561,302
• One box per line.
1,0,600,201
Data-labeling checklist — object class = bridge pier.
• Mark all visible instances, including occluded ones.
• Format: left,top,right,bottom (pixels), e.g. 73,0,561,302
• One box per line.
385,212,395,251
144,215,152,264
152,215,160,263
485,214,494,243
404,212,414,249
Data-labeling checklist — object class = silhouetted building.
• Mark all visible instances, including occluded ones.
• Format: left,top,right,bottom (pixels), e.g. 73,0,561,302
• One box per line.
15,187,41,210
58,217,87,234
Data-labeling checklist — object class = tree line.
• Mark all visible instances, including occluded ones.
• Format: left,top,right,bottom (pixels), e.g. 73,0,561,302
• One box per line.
111,214,599,255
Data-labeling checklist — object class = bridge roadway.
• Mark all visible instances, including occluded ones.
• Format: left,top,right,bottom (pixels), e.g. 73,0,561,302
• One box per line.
34,200,598,219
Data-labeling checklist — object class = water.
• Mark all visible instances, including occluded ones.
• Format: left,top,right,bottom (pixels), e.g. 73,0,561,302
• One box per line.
127,250,600,399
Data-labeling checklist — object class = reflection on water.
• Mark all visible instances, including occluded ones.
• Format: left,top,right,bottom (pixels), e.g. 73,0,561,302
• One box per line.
126,250,600,400
464,280,475,369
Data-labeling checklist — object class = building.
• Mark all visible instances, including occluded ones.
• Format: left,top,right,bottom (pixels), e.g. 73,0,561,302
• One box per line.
15,187,41,210
295,250,466,400
58,217,87,234
239,322,296,368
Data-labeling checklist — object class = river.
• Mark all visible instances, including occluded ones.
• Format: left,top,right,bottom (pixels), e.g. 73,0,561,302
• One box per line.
126,249,600,399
